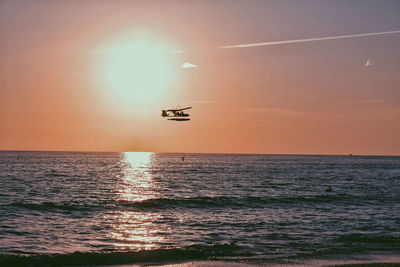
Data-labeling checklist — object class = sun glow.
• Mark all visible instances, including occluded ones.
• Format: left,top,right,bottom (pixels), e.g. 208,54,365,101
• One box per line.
93,30,181,116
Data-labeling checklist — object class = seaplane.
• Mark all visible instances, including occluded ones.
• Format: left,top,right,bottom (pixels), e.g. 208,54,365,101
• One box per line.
161,107,192,121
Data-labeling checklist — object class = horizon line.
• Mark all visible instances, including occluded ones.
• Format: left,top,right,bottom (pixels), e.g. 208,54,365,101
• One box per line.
0,149,398,157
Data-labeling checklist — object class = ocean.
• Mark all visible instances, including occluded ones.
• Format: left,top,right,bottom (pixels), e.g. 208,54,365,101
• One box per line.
0,151,399,266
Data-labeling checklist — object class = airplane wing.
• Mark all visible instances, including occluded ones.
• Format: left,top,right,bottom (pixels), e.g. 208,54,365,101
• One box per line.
166,107,192,112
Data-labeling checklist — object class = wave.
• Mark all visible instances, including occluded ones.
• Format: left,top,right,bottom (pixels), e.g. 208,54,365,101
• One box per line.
0,244,246,267
4,194,395,213
7,202,94,212
335,233,400,246
44,173,70,177
116,194,393,209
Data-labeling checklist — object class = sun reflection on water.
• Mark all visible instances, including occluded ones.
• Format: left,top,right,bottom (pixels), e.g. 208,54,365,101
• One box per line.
110,211,165,249
119,152,155,202
110,152,165,250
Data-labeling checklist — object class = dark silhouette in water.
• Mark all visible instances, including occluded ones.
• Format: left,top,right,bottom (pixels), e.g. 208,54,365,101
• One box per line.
325,186,333,193
182,156,185,162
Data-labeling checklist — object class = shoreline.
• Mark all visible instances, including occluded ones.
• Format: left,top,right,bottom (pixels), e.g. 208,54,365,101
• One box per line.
111,256,400,267
150,260,400,267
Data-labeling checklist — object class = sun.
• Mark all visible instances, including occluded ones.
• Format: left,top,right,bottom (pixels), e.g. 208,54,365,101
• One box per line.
92,30,181,117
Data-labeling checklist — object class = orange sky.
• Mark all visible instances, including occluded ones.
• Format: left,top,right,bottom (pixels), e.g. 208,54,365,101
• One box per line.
1,0,400,155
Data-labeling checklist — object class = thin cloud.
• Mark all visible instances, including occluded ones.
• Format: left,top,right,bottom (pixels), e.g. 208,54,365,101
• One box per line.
220,30,400,49
340,99,386,105
188,100,215,105
240,107,313,115
239,107,319,122
181,62,198,69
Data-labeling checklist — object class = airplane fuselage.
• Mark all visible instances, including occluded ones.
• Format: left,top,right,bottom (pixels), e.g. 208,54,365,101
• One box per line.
161,107,192,121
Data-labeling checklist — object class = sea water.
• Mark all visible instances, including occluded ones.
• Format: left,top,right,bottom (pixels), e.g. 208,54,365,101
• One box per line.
0,151,399,266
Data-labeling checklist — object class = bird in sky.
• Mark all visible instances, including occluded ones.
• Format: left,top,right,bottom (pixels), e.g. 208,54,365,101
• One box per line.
365,59,373,67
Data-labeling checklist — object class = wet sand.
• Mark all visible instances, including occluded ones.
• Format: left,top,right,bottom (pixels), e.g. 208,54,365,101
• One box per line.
150,258,400,267
111,257,400,267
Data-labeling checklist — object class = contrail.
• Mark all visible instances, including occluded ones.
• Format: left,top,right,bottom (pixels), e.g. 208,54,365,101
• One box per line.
220,30,400,49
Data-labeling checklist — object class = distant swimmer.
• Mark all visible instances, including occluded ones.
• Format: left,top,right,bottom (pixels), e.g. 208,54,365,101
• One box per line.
325,186,333,193
182,156,185,162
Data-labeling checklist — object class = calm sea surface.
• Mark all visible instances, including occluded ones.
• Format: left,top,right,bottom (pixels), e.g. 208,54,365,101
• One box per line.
1,151,399,266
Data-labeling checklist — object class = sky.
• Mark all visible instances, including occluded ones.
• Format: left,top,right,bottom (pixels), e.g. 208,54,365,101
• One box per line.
1,0,399,155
